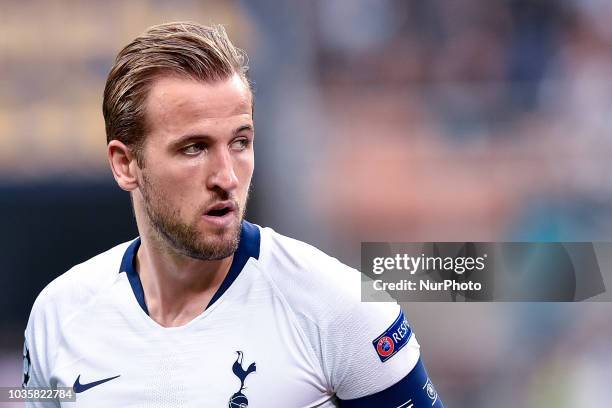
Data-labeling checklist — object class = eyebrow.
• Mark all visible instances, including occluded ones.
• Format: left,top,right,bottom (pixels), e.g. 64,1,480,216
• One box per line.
169,125,254,149
235,124,254,134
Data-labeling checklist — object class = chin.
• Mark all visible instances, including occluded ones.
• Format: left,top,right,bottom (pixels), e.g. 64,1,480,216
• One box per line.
185,221,241,260
189,238,239,261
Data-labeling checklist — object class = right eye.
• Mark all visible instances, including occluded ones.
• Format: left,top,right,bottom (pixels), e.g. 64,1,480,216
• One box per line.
182,143,206,156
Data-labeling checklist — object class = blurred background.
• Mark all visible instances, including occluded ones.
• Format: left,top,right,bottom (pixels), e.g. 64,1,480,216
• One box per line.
2,0,612,406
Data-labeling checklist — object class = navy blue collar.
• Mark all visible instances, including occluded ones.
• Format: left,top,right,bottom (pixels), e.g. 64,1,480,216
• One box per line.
119,221,261,314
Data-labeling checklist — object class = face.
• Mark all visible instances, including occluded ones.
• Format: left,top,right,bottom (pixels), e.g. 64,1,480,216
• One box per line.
136,73,254,260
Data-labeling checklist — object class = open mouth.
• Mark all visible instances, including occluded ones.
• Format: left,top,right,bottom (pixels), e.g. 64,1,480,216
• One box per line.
206,207,232,217
204,201,237,222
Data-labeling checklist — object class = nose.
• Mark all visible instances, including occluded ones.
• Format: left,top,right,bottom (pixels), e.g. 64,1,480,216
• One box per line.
207,147,239,192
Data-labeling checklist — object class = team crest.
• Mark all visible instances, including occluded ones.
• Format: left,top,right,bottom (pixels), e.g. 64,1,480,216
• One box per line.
229,351,256,407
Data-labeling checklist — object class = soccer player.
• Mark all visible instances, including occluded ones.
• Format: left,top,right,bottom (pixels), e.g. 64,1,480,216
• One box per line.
23,22,444,407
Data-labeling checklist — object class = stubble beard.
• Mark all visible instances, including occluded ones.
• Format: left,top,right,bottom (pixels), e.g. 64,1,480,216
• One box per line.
139,172,246,261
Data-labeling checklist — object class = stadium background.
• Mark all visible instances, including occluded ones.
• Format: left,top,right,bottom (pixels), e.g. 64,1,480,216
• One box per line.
2,0,612,406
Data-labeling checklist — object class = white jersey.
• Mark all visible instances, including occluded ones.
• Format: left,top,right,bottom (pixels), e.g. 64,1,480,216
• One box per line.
23,221,443,407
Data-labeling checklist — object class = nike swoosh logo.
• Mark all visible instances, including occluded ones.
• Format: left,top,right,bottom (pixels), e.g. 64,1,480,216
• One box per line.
73,374,120,393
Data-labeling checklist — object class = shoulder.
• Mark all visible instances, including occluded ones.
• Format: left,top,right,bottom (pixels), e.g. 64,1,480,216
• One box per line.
23,239,134,386
31,240,132,314
257,226,359,292
256,226,362,309
25,239,133,341
256,225,400,319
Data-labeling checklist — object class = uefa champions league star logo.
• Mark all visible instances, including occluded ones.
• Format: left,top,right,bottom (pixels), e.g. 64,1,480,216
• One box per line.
22,342,31,387
228,351,256,407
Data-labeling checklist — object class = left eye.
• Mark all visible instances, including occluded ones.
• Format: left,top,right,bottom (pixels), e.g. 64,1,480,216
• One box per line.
231,138,250,151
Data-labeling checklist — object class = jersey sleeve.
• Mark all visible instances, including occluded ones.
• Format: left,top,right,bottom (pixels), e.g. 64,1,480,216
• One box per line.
23,289,61,408
256,227,444,406
323,302,444,407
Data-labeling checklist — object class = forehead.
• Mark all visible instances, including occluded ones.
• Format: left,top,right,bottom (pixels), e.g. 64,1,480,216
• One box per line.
144,73,252,135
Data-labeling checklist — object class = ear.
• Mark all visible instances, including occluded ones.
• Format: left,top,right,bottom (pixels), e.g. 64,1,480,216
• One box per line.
108,140,140,191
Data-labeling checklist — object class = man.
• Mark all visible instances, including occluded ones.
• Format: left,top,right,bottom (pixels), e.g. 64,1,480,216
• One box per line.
23,22,444,407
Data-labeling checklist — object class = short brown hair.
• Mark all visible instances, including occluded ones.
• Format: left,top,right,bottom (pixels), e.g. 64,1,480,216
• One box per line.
103,22,249,164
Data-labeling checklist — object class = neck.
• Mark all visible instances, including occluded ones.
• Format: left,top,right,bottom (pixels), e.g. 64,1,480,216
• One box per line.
136,230,234,328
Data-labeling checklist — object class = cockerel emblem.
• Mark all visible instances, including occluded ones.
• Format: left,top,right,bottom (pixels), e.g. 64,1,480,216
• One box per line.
228,351,256,407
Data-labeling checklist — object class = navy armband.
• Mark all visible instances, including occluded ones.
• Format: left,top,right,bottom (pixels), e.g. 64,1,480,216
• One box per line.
338,358,444,408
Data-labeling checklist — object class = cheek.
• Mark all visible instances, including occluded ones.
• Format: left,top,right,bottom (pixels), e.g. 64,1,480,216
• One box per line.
236,155,254,186
146,168,194,204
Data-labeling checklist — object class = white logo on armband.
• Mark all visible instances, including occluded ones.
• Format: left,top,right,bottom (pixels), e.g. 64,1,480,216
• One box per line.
423,377,438,405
